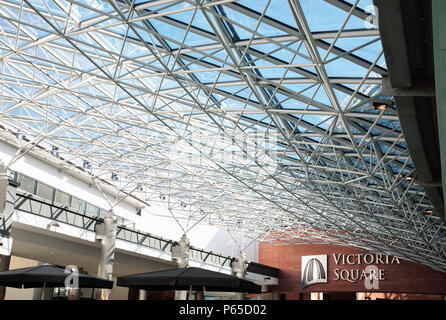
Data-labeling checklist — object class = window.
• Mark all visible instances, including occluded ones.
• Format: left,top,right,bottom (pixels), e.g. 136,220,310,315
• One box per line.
99,209,108,218
17,174,37,194
54,190,71,207
71,196,86,213
36,182,54,201
86,203,99,216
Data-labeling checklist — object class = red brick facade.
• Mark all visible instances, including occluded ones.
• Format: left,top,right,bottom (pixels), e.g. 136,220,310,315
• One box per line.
260,242,446,295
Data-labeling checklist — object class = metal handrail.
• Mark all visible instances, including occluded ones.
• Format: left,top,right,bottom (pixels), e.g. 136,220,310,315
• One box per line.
12,191,234,268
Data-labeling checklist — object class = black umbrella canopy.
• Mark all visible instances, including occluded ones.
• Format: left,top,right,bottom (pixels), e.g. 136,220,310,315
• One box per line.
117,267,262,293
0,264,113,289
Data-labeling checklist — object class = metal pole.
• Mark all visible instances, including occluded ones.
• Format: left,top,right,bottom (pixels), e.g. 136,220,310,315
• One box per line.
0,255,10,300
195,288,205,300
41,282,46,301
0,172,8,215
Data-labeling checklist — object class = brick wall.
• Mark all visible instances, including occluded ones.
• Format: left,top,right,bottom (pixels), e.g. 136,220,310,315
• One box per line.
260,243,446,295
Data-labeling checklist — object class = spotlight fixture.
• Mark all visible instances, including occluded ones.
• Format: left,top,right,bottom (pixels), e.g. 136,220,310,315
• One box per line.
83,160,91,169
51,145,59,157
405,176,413,181
16,132,25,140
423,209,433,214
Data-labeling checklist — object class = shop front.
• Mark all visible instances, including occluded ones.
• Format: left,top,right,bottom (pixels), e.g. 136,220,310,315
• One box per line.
260,243,446,300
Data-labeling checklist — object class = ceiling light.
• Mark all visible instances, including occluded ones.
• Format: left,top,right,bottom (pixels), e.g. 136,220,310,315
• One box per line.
111,172,119,181
83,160,91,169
373,104,387,110
51,145,59,157
372,100,393,110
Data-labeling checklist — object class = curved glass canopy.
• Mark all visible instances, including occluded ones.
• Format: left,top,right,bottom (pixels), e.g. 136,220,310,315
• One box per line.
0,0,445,271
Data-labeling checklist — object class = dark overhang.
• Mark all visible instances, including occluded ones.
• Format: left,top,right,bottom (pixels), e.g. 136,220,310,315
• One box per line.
374,0,444,219
246,261,280,278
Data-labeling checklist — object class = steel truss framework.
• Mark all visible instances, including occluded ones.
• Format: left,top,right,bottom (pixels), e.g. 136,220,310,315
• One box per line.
0,0,446,271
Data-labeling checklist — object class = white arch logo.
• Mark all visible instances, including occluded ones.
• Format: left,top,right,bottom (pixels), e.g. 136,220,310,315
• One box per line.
301,255,328,289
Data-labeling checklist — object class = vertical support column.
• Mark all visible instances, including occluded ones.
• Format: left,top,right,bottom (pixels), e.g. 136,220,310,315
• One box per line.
127,287,139,300
231,251,247,300
0,171,17,237
0,171,17,300
42,284,53,300
433,0,446,220
67,287,80,300
95,211,117,300
139,289,147,300
171,234,190,300
0,172,8,217
0,254,10,300
32,263,53,300
195,290,204,300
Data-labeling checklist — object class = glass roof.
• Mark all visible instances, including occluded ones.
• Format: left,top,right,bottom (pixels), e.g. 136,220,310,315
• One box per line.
0,0,445,271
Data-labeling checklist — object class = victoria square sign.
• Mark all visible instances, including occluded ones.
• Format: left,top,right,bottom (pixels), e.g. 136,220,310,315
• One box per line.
302,253,401,289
